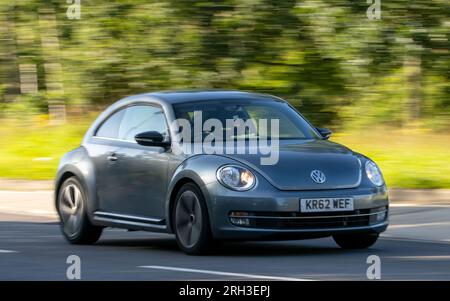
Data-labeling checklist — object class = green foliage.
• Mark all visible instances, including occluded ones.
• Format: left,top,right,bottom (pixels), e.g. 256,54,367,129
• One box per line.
1,0,448,127
0,93,48,119
333,128,450,189
0,1,449,186
0,119,449,188
0,116,95,180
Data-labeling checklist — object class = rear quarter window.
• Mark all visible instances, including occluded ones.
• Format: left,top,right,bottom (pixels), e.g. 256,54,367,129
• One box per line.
95,109,125,139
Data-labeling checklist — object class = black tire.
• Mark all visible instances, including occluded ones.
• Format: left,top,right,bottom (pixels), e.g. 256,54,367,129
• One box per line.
173,183,214,255
333,233,379,249
57,177,103,244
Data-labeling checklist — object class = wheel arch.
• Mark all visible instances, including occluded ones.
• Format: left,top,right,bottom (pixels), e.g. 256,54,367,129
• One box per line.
55,171,77,208
166,174,210,234
55,147,99,223
165,154,247,233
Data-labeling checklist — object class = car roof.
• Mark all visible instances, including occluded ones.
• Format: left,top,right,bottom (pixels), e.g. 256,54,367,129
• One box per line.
138,90,285,104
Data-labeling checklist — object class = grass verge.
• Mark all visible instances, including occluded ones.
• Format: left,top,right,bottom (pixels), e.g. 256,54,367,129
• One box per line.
0,118,449,188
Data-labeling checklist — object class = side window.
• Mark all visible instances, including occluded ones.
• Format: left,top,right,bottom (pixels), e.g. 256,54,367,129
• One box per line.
95,109,125,139
118,105,168,142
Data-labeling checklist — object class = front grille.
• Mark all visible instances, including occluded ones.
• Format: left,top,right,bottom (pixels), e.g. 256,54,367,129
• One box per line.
229,207,387,230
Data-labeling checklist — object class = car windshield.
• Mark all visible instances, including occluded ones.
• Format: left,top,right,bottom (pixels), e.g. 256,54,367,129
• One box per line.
173,99,321,141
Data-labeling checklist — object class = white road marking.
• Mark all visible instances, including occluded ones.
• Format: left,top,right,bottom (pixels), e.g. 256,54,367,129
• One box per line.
0,249,18,253
381,235,450,245
385,255,450,260
388,222,450,229
139,265,313,281
390,203,450,208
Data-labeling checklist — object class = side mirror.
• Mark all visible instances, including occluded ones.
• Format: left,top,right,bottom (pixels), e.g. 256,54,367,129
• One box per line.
316,127,332,139
135,131,171,148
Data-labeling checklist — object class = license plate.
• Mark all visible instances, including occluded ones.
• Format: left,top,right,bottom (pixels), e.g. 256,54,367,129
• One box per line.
300,198,354,212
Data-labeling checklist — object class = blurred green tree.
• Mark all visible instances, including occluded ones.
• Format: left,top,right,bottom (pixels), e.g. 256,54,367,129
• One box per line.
0,0,448,128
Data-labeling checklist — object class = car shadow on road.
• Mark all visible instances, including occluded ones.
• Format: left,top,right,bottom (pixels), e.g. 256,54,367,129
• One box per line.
96,235,371,257
0,220,383,257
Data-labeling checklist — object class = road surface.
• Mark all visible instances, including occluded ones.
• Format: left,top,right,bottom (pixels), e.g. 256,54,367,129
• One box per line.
1,190,450,280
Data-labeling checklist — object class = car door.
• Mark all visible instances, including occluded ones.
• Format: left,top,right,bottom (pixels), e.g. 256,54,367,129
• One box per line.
110,104,171,219
88,108,126,213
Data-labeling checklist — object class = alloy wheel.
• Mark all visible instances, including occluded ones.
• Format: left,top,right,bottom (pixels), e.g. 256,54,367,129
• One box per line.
175,190,203,248
59,184,84,238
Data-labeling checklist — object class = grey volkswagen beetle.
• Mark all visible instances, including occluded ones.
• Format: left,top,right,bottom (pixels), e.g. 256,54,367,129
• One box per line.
55,91,388,254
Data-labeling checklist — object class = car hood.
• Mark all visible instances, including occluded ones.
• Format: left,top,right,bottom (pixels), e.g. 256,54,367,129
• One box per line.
220,139,362,191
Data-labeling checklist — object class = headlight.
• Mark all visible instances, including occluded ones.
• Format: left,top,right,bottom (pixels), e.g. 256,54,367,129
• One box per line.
216,165,256,191
365,161,384,186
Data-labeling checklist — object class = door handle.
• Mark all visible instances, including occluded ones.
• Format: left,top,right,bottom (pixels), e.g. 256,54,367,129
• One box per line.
107,153,118,162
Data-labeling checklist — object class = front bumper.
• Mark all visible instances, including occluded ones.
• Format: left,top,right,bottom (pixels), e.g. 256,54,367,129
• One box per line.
205,182,389,240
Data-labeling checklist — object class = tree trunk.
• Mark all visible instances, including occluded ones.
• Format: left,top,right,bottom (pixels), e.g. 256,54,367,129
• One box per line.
404,55,422,122
0,7,20,102
39,7,66,123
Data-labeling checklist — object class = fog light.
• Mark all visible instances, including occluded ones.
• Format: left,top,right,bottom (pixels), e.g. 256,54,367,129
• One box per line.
375,211,386,222
230,217,250,226
230,211,250,226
